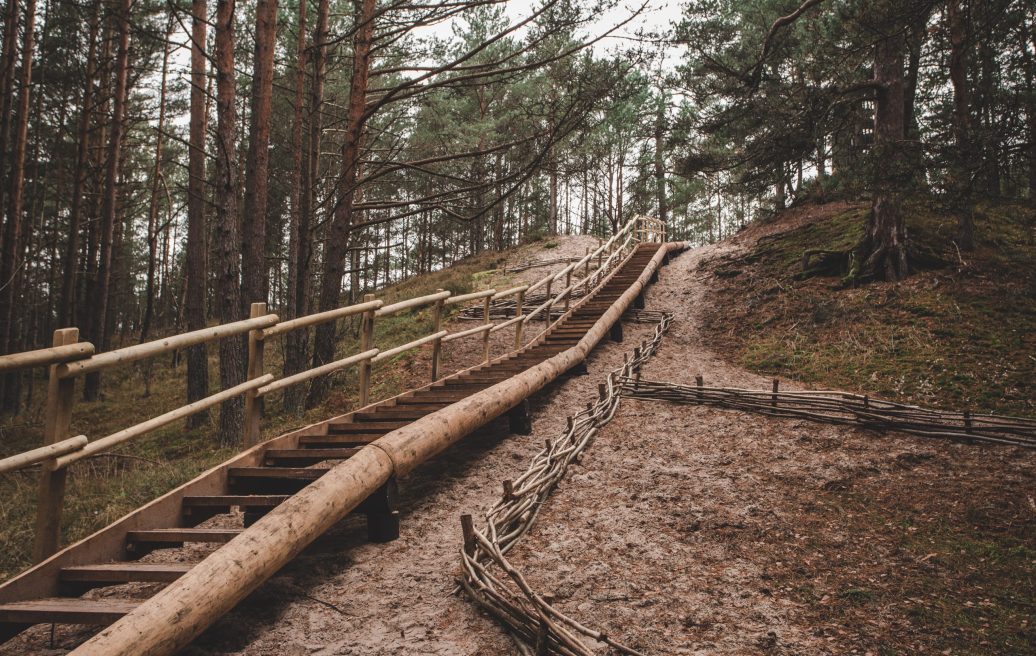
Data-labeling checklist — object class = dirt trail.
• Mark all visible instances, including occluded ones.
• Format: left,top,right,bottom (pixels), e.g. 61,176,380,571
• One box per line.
11,236,1034,655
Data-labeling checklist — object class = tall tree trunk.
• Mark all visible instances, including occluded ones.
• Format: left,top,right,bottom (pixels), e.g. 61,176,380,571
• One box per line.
653,103,668,226
283,0,308,414
58,0,100,328
141,16,174,341
948,0,975,250
307,0,375,408
862,29,909,281
83,0,130,402
214,0,244,443
241,0,277,313
0,0,36,411
185,0,210,428
0,0,21,237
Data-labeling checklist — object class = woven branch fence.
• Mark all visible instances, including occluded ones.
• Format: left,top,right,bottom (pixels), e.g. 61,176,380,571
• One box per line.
459,311,673,656
619,378,1036,449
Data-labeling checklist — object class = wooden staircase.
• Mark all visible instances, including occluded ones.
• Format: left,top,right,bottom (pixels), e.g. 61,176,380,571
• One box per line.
0,243,664,646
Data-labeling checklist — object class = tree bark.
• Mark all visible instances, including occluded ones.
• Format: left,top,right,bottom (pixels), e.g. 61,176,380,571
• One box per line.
83,0,130,402
214,0,245,443
58,0,100,329
185,0,210,428
141,16,174,342
307,0,376,408
0,0,35,410
862,30,909,282
948,0,975,250
653,103,668,226
283,0,309,414
241,0,277,313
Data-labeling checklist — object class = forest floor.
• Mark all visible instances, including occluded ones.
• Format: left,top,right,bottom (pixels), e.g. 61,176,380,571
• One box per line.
5,209,1035,654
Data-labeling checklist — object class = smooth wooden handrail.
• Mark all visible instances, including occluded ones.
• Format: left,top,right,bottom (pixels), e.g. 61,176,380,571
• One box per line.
57,315,280,378
0,343,95,373
257,349,379,397
490,284,528,300
372,330,448,363
54,375,275,469
375,290,451,317
0,435,87,475
489,314,524,333
445,289,496,306
442,323,492,343
260,300,382,338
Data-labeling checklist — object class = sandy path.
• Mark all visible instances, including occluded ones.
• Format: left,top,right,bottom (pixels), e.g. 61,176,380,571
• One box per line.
8,236,1032,654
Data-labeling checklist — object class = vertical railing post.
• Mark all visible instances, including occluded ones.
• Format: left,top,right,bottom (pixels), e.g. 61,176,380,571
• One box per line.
584,247,590,276
513,289,524,351
431,289,444,382
563,268,572,312
243,302,266,447
544,278,553,324
482,295,491,364
359,293,375,407
33,328,79,562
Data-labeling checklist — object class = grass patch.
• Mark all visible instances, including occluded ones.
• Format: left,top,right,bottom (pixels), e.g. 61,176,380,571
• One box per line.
704,199,1036,416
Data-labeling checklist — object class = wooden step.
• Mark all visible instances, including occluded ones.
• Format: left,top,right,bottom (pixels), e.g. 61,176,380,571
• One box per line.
264,448,359,465
60,562,193,585
353,408,434,421
183,494,289,511
328,421,407,433
229,466,329,480
0,598,139,625
298,434,387,446
127,528,241,548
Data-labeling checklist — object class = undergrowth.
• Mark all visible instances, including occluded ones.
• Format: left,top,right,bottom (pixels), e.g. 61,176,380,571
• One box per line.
703,199,1036,417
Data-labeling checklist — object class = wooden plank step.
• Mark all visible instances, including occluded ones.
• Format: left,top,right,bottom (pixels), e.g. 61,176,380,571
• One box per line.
298,433,387,447
60,562,193,585
353,409,433,421
229,467,329,480
264,448,359,464
328,421,407,433
393,398,456,407
183,494,289,509
127,528,241,546
0,598,139,625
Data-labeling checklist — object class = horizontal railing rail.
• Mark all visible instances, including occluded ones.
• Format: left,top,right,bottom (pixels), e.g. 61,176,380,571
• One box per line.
0,214,666,563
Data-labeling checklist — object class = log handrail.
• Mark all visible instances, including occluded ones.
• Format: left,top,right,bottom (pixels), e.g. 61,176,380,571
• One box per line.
57,314,280,378
54,375,275,469
0,435,88,474
375,290,451,317
256,349,379,398
445,289,497,306
0,343,95,374
372,330,449,363
259,299,383,339
442,323,493,343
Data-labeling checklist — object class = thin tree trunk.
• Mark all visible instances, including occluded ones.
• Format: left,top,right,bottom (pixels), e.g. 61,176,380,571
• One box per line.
185,0,210,428
141,16,174,341
948,0,975,249
58,0,100,328
83,0,130,402
654,103,668,226
214,0,244,443
241,0,277,313
0,0,21,239
283,0,308,414
307,0,376,408
0,0,36,411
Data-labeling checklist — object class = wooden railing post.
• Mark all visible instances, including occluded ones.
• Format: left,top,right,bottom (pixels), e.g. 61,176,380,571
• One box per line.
544,278,553,324
359,293,375,407
33,328,79,562
431,289,444,382
243,303,266,447
482,295,491,364
584,247,591,276
563,268,572,312
513,289,524,351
